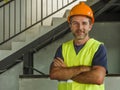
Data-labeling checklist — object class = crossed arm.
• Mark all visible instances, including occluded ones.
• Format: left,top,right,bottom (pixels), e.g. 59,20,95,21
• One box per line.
49,57,106,85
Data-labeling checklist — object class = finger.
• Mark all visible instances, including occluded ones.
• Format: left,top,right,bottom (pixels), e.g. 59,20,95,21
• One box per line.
56,57,64,64
54,58,62,64
55,60,63,66
53,61,60,67
56,57,64,61
53,59,62,66
55,58,67,67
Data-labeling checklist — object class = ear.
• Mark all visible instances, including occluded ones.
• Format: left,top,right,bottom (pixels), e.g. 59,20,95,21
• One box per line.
89,24,93,31
69,23,72,29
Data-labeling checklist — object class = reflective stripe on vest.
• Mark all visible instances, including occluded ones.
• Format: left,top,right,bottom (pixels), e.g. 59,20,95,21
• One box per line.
58,38,104,90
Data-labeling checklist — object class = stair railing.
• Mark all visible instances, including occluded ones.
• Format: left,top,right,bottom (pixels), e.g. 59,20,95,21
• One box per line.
0,0,77,45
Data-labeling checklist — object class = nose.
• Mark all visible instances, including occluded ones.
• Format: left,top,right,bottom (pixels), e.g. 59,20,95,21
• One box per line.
78,23,83,31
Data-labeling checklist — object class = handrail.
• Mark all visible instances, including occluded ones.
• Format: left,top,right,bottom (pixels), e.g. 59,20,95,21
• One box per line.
0,0,14,8
0,0,3,2
0,0,77,45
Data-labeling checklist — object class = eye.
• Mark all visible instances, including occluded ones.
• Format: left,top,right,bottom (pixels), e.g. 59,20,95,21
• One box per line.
82,21,88,25
71,21,79,27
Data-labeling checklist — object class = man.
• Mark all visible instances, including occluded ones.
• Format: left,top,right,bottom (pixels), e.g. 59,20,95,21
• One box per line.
49,2,107,90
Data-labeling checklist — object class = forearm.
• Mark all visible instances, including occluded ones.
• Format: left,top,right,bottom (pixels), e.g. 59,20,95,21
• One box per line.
50,65,91,80
71,66,106,85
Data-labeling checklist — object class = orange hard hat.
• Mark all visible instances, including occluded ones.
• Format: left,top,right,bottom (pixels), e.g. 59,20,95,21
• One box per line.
68,2,94,23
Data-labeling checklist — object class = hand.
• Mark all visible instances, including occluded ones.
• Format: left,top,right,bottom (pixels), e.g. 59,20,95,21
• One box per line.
53,57,67,67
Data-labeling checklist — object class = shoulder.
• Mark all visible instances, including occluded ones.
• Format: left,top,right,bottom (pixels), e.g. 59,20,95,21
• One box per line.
98,44,107,53
89,38,103,45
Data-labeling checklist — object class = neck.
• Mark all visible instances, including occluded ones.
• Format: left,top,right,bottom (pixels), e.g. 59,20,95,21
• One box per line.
74,37,90,46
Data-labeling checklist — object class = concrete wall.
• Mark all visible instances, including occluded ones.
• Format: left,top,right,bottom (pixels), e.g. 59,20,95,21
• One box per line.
19,76,120,90
105,76,120,90
19,78,58,90
0,62,23,90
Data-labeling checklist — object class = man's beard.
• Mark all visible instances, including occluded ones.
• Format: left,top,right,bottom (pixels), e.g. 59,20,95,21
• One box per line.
73,30,88,40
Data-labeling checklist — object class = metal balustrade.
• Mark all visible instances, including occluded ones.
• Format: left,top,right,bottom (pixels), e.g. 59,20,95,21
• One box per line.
0,0,77,45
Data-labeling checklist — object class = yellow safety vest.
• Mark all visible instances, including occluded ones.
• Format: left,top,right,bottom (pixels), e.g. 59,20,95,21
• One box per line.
58,38,104,90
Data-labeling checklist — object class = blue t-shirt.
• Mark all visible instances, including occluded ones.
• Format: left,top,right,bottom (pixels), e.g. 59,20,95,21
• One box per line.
54,44,108,73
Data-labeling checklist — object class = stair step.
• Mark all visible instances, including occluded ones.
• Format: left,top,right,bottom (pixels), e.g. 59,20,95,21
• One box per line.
12,32,26,42
0,41,12,50
12,42,26,51
25,25,40,41
19,77,58,90
0,9,69,61
0,32,26,50
39,26,54,36
63,9,70,18
52,17,67,26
